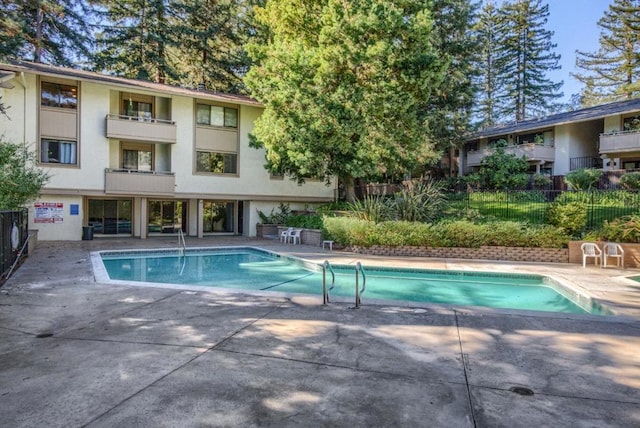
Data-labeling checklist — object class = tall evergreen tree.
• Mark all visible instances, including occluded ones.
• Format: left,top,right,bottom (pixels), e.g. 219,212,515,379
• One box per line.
573,0,640,106
498,0,562,121
473,0,509,127
170,0,252,93
92,0,178,83
0,0,93,66
427,0,479,149
245,0,450,201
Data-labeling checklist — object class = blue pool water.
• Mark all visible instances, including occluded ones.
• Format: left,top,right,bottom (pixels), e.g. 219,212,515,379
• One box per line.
98,247,605,315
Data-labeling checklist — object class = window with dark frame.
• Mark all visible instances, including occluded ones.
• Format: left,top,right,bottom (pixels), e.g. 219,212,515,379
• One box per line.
196,151,237,174
196,104,238,128
41,81,77,109
40,139,77,164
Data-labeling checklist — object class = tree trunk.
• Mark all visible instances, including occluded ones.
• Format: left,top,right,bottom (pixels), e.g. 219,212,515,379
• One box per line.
342,174,357,203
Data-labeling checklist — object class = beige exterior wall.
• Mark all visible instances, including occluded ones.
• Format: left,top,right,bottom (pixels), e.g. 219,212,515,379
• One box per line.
27,196,84,241
1,64,335,240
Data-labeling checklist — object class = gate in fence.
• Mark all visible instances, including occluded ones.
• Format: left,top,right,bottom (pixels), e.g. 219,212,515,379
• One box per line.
1,209,29,280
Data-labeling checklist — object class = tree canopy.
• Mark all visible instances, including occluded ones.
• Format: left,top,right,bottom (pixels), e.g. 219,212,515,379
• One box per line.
0,140,49,210
473,0,563,126
573,0,640,106
245,0,458,201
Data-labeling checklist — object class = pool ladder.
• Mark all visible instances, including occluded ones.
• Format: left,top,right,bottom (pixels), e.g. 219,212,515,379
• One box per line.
178,230,187,276
322,260,366,308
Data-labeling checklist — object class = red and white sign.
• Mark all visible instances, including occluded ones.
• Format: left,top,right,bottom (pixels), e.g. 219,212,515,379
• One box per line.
34,202,64,223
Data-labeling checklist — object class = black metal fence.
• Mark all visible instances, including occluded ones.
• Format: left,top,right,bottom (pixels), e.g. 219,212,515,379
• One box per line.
448,190,640,230
1,209,29,280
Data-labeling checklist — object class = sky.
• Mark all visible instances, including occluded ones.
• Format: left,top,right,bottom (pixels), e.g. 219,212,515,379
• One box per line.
545,0,613,102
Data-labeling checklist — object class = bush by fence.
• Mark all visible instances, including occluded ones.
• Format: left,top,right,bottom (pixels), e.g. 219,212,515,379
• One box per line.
447,190,640,231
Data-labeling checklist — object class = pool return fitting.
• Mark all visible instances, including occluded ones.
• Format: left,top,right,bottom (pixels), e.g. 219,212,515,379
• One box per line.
322,260,367,308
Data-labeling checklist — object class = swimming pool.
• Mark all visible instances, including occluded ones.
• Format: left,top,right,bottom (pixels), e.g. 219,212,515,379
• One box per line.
93,247,607,315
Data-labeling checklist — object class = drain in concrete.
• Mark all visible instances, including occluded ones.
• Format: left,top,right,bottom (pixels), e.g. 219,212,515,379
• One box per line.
35,332,54,338
509,386,534,396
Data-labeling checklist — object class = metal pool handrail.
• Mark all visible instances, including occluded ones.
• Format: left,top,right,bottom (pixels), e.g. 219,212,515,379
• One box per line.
177,229,186,256
322,260,336,305
354,262,366,308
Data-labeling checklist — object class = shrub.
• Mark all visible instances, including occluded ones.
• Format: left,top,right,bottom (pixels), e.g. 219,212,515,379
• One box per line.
620,172,640,190
599,215,640,243
391,179,447,222
544,202,587,237
564,168,602,191
346,195,392,223
322,217,570,248
257,203,291,224
285,214,323,229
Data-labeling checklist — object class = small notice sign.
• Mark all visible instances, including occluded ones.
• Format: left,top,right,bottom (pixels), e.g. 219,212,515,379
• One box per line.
34,202,64,223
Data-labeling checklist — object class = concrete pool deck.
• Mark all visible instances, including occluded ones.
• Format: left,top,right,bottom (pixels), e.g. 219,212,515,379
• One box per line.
1,236,639,427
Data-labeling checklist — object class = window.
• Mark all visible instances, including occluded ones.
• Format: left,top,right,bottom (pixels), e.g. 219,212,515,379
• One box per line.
623,115,640,132
88,199,132,235
123,99,152,121
122,144,153,171
196,104,237,128
41,139,77,164
148,200,186,234
196,151,237,174
203,201,234,233
41,82,77,109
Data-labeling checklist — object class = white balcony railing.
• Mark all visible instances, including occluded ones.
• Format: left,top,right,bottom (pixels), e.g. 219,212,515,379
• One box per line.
105,169,175,195
599,130,640,155
105,114,177,144
467,143,556,167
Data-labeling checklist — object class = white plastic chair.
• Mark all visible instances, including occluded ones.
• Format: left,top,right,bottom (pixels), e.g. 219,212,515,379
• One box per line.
280,227,293,243
603,242,624,268
288,229,301,245
581,242,602,268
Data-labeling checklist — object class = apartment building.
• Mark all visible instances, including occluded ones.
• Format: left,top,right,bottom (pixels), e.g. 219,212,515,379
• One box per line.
0,61,335,240
460,98,640,177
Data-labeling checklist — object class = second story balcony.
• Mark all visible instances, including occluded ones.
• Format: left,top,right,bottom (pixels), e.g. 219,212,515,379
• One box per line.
599,130,640,155
106,114,177,144
467,143,556,167
105,169,175,196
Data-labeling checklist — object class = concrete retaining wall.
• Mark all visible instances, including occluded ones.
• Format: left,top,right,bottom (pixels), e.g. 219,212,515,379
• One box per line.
347,245,569,263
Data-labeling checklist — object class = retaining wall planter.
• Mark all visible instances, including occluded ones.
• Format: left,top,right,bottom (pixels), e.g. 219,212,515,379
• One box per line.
346,245,569,263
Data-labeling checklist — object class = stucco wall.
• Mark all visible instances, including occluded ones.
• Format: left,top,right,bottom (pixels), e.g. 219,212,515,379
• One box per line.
27,195,84,241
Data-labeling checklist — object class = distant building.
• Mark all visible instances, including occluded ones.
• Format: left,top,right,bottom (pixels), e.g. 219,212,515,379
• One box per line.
0,61,334,240
459,98,640,177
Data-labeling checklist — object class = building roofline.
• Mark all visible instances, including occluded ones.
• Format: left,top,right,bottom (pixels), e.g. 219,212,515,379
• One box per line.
468,97,640,141
0,60,263,108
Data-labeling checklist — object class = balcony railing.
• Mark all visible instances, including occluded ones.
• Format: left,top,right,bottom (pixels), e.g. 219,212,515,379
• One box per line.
467,143,555,167
599,130,640,155
105,169,175,195
105,114,177,144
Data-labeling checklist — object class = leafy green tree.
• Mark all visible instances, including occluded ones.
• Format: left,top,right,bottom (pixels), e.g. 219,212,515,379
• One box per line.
498,0,563,121
0,140,49,209
0,0,94,66
573,0,640,106
245,0,450,201
92,0,178,83
467,141,530,190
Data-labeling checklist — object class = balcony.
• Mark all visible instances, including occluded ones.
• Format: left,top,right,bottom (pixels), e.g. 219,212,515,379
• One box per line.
467,143,556,167
599,130,640,156
105,169,175,196
105,114,177,144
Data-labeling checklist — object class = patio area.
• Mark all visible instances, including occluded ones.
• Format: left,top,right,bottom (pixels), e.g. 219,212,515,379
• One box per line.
1,236,639,427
